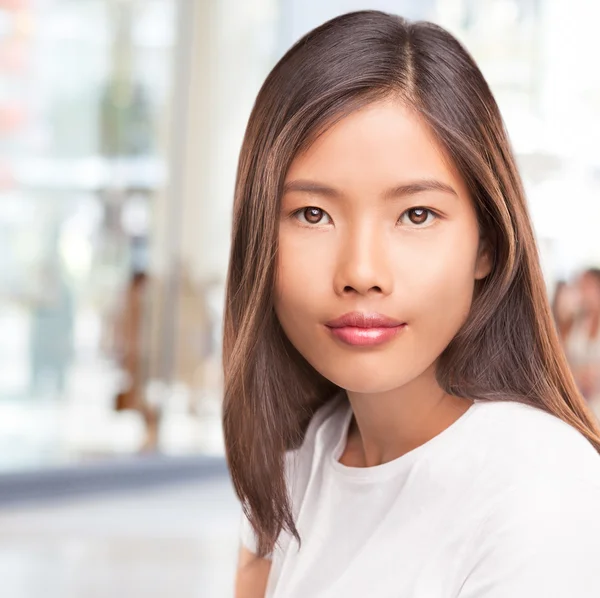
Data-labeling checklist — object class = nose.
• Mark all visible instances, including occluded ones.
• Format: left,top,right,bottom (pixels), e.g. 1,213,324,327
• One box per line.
332,222,394,297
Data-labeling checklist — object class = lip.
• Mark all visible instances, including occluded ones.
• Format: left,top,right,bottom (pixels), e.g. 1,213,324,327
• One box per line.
326,311,403,328
325,312,406,347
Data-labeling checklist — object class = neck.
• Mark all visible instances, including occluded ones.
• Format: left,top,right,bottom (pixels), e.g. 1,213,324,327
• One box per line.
343,363,474,467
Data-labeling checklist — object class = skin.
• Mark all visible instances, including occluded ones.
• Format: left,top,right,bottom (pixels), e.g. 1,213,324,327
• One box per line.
274,98,492,468
579,273,600,322
235,546,271,598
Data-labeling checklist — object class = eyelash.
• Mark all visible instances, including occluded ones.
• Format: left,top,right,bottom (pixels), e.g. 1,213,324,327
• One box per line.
290,206,439,228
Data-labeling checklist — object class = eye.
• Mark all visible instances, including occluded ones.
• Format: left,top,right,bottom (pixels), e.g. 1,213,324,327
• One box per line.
293,207,332,226
398,207,437,227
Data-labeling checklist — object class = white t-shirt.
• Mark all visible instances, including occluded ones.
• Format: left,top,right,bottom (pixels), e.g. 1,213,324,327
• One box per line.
240,392,600,597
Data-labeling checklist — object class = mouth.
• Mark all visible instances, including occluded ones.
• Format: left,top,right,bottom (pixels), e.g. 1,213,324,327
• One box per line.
325,311,406,347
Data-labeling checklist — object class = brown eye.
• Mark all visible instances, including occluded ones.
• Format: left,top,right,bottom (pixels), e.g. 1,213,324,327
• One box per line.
399,207,435,227
408,208,428,224
296,206,331,225
304,207,323,223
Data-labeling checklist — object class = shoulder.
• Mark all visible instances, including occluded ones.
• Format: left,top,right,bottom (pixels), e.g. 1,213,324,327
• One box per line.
469,399,600,487
239,391,346,557
458,476,600,597
459,401,600,596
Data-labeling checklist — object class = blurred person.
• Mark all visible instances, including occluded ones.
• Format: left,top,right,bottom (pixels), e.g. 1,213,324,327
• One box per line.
551,279,579,344
175,265,213,415
223,11,600,598
564,269,600,418
113,268,158,451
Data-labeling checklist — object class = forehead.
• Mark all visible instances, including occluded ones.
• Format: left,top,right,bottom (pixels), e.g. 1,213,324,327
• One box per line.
285,100,467,198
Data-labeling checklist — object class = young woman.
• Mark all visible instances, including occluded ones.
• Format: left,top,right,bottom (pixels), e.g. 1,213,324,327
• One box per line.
222,10,600,598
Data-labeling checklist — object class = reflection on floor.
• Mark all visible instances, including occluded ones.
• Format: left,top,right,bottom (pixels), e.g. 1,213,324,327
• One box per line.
0,475,241,598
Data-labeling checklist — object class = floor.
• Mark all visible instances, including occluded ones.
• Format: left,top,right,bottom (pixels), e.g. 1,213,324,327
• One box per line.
0,475,242,598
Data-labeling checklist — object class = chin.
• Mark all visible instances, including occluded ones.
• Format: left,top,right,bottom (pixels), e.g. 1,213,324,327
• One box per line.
318,369,412,395
340,382,400,395
310,355,437,396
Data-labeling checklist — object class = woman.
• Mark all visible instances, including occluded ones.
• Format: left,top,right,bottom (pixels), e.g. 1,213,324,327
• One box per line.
551,279,578,344
565,269,600,419
222,11,600,597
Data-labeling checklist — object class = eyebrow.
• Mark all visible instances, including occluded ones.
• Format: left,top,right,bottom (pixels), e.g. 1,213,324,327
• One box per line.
282,178,458,200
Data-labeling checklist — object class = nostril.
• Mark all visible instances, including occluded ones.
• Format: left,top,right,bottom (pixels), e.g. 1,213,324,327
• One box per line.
343,285,383,293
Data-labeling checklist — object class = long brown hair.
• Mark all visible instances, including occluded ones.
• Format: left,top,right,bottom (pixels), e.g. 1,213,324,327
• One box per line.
222,10,600,558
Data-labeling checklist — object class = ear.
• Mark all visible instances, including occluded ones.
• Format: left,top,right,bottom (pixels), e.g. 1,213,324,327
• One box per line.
474,238,493,280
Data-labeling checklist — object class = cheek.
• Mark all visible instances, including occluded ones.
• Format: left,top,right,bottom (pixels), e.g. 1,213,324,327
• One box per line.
274,236,330,331
406,230,479,340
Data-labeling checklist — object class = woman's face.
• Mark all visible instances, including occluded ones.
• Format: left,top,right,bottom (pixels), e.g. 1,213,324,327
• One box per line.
579,273,600,314
275,99,491,393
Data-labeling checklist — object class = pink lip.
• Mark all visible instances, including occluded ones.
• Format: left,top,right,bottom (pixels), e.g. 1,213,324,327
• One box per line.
325,312,406,347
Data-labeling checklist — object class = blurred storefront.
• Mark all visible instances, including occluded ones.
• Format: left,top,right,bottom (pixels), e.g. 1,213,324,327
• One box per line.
0,0,177,469
1,0,599,474
0,0,279,471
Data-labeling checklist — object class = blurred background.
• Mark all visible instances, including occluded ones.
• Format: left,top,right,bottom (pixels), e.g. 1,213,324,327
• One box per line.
0,0,599,596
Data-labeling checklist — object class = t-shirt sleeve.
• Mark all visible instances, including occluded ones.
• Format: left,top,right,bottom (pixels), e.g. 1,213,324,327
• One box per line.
237,394,342,560
238,448,300,561
239,506,270,559
458,478,600,597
